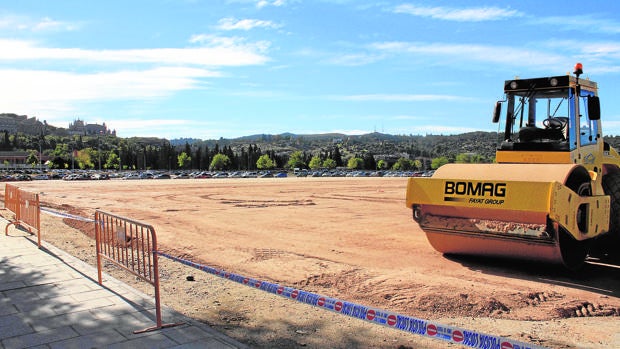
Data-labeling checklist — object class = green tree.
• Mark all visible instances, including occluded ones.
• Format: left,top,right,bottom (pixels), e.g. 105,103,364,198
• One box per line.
332,146,343,166
177,152,191,169
76,148,94,169
322,158,337,169
347,157,364,170
308,156,322,170
431,156,450,169
256,154,275,169
363,152,376,170
52,143,69,158
412,159,422,170
455,153,484,163
105,152,120,170
210,153,231,170
377,159,387,170
392,157,414,171
287,150,306,169
26,150,38,166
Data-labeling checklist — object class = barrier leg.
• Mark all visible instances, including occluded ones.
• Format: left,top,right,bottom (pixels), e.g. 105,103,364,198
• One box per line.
5,220,17,236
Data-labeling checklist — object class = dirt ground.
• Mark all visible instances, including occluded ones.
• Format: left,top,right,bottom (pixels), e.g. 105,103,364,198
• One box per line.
6,177,620,349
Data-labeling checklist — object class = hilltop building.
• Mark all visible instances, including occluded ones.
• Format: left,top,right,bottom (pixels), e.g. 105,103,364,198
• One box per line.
0,114,46,135
68,118,116,136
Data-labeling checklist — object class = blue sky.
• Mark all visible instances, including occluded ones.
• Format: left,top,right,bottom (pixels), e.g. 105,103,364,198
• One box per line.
2,0,620,140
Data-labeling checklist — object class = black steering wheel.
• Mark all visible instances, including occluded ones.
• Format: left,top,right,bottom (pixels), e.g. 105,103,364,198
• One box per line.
543,117,567,130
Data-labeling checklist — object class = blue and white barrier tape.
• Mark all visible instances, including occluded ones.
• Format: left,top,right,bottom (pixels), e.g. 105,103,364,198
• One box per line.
35,206,547,348
156,251,546,349
41,207,95,222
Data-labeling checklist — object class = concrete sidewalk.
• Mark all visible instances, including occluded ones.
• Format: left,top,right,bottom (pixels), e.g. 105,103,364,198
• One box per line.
0,222,249,349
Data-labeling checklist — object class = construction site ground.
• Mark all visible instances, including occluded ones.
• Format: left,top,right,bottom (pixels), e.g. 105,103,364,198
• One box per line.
9,177,620,349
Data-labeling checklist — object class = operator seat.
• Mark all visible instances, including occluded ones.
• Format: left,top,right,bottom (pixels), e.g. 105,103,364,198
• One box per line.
518,117,567,142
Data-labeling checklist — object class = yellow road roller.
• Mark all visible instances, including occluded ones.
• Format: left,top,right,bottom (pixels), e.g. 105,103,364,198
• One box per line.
406,64,620,269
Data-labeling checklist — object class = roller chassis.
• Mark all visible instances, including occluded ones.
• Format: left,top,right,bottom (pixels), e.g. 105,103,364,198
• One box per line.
406,65,620,269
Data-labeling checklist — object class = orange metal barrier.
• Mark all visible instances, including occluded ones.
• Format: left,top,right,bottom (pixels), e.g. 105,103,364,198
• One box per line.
4,184,19,214
4,184,41,247
94,210,182,333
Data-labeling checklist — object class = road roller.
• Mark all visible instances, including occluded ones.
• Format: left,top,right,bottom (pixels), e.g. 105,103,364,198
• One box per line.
406,64,620,269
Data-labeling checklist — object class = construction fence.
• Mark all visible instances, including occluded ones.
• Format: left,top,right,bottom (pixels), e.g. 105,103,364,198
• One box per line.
3,183,41,247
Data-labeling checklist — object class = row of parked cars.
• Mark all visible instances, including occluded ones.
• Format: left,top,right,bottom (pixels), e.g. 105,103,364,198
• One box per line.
121,170,289,179
295,170,434,177
0,168,436,182
0,170,64,181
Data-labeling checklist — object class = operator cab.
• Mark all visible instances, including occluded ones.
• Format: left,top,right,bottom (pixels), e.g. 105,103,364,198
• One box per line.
493,68,600,153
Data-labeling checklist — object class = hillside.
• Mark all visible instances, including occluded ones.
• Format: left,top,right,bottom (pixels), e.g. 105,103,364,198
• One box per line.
173,131,502,166
7,110,620,171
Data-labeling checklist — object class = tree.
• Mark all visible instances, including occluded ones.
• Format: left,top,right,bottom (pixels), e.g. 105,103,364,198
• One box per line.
392,157,414,171
331,146,343,166
287,150,306,169
322,158,337,169
412,159,422,170
431,156,450,169
256,154,275,169
347,157,364,170
105,152,120,170
177,152,191,169
377,159,387,170
26,150,38,166
76,148,94,169
308,156,322,170
455,153,485,163
210,153,231,170
52,143,68,158
363,152,376,170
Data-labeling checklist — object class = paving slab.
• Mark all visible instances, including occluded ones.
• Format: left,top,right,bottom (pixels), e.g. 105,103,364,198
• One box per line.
1,220,249,349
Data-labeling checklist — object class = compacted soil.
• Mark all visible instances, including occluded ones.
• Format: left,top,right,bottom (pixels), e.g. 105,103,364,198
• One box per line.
5,177,620,348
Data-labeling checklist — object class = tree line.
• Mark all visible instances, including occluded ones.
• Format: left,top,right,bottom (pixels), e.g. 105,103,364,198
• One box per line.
5,131,501,172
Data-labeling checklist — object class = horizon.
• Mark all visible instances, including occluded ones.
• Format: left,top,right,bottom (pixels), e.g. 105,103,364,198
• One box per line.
3,1,620,139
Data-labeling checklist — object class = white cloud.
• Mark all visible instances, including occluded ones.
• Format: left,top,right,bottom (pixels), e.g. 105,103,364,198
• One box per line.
531,15,620,35
602,120,620,136
0,38,270,66
256,0,287,9
0,35,271,134
396,125,485,135
333,93,473,102
325,53,385,66
369,41,566,69
0,67,218,119
119,119,189,127
216,17,281,31
393,4,522,22
0,14,78,32
32,17,78,32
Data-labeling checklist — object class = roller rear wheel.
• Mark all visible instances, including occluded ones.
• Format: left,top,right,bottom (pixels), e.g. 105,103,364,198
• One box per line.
596,172,620,261
559,169,592,270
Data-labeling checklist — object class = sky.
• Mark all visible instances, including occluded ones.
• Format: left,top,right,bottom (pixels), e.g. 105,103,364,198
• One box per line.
3,0,620,140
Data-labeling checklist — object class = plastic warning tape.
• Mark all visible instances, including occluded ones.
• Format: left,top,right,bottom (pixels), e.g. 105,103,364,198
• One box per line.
156,251,547,349
40,207,95,222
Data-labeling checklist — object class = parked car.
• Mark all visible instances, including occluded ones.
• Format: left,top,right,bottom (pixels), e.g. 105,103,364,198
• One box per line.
193,172,211,178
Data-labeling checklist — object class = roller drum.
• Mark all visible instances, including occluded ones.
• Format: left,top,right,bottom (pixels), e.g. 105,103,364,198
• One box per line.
407,163,599,269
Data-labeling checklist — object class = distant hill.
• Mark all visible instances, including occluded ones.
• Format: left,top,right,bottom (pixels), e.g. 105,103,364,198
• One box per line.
6,109,620,171
170,131,502,165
